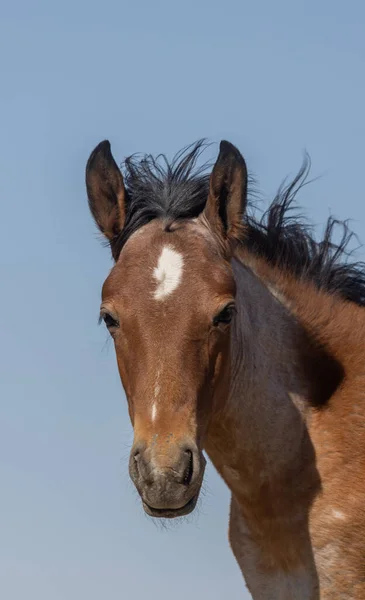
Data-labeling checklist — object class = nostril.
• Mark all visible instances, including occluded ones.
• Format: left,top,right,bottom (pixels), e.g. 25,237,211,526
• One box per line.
183,450,194,486
132,442,145,462
133,454,140,475
130,444,144,480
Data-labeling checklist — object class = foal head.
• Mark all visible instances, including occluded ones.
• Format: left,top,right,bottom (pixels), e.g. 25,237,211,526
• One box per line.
86,140,247,517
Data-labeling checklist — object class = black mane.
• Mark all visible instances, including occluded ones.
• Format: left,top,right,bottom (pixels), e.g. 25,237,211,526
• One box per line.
112,141,365,307
245,158,365,306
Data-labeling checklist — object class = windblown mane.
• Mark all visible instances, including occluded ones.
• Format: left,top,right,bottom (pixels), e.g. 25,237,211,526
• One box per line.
244,160,365,306
112,141,365,307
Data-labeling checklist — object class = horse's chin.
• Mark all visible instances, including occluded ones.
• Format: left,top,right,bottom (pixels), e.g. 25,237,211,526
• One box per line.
142,492,199,519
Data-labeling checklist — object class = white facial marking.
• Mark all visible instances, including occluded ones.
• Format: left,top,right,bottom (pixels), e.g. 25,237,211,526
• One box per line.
151,369,161,422
154,382,161,399
153,246,184,300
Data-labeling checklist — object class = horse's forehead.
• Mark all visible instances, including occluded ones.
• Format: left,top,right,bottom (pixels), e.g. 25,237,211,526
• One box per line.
122,220,211,270
109,220,213,299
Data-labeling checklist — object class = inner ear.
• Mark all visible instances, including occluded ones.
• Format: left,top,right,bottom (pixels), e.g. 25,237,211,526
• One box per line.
204,140,248,243
86,140,126,257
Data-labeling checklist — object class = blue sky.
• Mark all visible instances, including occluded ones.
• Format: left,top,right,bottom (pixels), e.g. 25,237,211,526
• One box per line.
1,1,364,598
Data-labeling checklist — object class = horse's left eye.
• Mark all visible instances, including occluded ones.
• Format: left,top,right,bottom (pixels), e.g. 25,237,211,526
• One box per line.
213,303,236,327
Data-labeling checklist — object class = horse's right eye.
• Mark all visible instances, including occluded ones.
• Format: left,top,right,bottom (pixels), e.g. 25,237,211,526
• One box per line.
102,313,119,330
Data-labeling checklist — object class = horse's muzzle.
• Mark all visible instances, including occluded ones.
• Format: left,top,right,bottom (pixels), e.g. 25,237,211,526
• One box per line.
129,440,206,518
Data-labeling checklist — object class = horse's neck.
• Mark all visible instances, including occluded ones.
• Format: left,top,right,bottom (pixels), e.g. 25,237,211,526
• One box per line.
205,256,364,595
205,257,315,510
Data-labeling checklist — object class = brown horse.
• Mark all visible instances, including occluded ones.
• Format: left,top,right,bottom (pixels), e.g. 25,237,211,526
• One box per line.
85,139,365,599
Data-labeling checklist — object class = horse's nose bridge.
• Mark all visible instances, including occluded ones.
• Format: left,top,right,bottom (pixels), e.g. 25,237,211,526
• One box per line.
146,354,194,410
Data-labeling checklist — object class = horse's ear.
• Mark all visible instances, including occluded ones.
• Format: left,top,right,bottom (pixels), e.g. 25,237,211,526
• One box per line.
203,141,247,244
86,140,126,248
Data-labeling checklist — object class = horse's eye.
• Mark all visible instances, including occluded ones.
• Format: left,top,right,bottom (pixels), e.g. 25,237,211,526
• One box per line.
102,312,119,330
213,303,236,327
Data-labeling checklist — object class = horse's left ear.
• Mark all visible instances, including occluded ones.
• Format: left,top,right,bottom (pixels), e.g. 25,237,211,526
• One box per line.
203,140,247,244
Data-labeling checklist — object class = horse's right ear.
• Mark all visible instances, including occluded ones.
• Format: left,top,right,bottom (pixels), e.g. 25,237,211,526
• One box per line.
86,140,126,251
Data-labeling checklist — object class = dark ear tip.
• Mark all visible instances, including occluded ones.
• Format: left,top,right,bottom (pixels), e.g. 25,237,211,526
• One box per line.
218,140,247,167
219,140,236,153
86,140,112,171
93,139,112,158
97,139,111,152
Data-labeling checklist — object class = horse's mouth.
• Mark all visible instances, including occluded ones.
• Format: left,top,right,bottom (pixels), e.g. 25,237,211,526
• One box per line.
142,493,199,519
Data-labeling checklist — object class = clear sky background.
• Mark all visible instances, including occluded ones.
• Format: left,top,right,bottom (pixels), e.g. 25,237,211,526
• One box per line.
1,1,364,599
